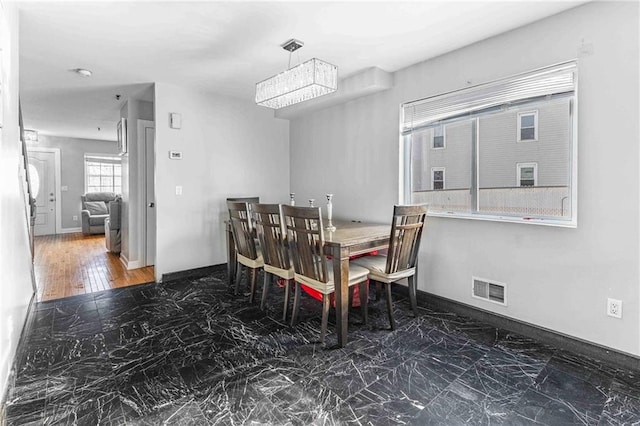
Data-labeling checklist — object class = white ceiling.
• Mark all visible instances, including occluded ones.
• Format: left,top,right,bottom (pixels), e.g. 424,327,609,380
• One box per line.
18,1,584,141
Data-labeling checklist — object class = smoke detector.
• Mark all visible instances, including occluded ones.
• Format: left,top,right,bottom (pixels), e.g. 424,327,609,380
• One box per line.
72,68,93,77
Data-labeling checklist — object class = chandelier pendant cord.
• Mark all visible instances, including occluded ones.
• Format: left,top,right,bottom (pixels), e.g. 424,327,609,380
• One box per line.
287,51,301,70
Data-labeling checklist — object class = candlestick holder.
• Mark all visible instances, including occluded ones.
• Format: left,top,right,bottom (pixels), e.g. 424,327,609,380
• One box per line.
289,193,295,206
325,194,336,232
308,199,317,230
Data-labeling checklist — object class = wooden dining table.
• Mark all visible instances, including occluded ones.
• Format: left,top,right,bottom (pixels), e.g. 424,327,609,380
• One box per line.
324,219,391,347
225,218,391,347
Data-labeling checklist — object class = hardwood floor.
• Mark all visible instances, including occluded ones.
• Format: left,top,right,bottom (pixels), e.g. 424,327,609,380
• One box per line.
34,233,155,301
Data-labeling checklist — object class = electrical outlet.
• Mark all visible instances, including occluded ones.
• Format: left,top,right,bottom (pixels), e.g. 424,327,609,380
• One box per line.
607,298,622,319
72,215,78,221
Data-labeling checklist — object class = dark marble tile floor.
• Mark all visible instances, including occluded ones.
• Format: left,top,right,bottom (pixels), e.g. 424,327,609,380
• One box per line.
4,269,640,425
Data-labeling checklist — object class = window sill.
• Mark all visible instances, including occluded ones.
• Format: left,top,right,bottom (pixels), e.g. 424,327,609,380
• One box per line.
427,211,577,228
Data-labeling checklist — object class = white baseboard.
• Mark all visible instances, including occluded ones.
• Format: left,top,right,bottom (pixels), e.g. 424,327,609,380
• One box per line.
58,227,82,234
126,260,145,270
120,254,144,270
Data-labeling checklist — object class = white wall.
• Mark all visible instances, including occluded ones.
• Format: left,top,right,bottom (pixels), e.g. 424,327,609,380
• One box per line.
0,1,34,395
154,84,289,278
289,2,640,355
120,98,153,268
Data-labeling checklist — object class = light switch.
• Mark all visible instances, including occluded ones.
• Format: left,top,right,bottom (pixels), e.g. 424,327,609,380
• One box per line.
170,113,182,129
61,185,68,192
175,185,183,196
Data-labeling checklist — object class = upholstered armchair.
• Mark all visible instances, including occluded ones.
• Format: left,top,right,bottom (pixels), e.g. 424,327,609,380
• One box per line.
81,192,118,235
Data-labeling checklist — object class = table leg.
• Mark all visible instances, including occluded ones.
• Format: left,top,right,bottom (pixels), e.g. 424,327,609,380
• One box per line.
226,224,236,286
332,246,350,347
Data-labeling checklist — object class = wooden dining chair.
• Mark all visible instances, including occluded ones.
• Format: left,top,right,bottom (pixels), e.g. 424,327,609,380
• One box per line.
281,205,370,344
252,203,293,321
227,200,263,303
351,204,427,330
225,197,260,286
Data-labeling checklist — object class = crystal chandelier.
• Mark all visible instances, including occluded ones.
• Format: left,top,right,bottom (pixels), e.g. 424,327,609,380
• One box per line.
255,39,338,109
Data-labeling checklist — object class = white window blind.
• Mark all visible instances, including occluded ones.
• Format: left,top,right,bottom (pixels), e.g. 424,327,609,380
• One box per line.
402,62,576,134
85,154,121,164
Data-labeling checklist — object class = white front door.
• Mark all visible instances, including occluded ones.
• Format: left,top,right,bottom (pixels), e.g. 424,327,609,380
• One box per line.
28,151,56,236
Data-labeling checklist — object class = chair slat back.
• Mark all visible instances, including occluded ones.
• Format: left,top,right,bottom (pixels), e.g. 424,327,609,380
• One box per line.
227,201,258,260
226,197,260,203
227,197,260,219
281,205,328,284
386,204,428,274
253,203,290,271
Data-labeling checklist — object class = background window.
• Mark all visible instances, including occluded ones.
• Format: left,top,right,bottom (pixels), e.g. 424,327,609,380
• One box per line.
432,125,445,148
28,164,40,198
432,167,445,190
402,62,576,225
517,163,538,187
518,111,538,141
85,154,122,194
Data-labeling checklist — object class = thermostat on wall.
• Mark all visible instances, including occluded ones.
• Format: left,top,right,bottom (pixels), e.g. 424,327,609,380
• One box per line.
169,150,183,160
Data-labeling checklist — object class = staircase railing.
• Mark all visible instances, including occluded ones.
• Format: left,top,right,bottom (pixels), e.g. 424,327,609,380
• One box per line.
18,100,36,259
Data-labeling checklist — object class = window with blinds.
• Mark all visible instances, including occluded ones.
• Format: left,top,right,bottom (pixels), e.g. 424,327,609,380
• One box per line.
401,61,577,226
85,154,122,194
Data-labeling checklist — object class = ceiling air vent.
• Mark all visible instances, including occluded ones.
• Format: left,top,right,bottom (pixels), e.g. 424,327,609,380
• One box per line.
472,277,506,305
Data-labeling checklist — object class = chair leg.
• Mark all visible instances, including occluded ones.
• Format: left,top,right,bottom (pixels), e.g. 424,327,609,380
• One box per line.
359,281,368,325
385,282,395,330
282,279,291,322
291,282,301,327
234,264,243,295
321,294,330,344
260,271,270,311
348,286,354,308
249,268,260,303
408,275,418,317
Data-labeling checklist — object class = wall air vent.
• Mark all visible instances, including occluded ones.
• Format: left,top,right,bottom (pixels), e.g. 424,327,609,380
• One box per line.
472,277,507,305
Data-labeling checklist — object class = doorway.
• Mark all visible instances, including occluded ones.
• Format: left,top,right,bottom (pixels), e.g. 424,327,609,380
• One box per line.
27,141,156,301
